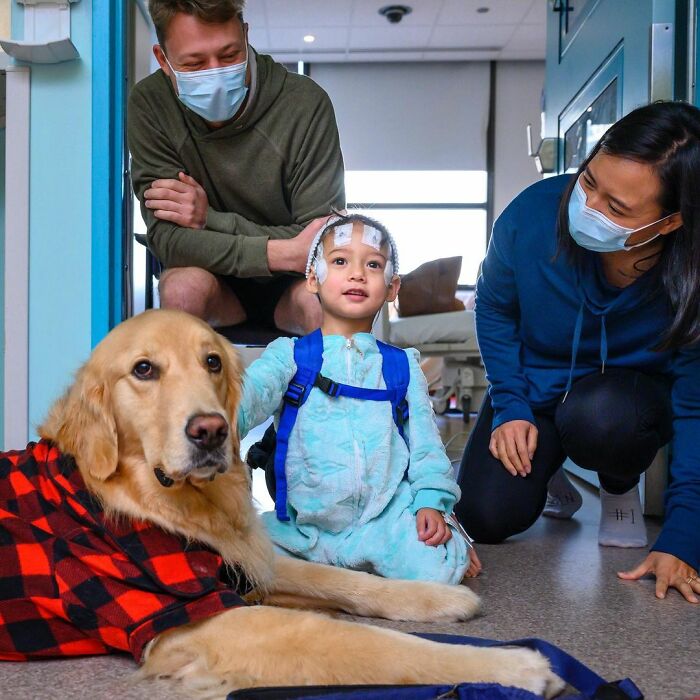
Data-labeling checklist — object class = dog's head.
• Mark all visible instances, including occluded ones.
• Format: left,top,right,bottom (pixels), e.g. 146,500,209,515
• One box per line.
39,309,243,487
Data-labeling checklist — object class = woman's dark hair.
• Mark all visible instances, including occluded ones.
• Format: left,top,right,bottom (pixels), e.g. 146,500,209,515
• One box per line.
557,101,700,351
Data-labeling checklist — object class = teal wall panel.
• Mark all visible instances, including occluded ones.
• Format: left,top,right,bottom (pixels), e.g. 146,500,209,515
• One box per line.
545,1,651,144
544,0,678,156
27,0,93,432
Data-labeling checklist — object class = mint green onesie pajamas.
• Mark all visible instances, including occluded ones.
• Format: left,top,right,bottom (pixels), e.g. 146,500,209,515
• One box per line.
238,333,470,584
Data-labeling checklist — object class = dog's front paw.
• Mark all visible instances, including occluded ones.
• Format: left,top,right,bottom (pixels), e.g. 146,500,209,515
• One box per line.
374,580,481,622
497,648,565,698
424,581,481,621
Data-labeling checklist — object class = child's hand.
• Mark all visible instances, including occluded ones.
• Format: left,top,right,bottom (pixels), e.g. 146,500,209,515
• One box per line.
416,508,452,546
464,545,482,578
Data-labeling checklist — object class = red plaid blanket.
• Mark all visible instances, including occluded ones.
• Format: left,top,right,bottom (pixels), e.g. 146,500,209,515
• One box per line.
0,441,244,661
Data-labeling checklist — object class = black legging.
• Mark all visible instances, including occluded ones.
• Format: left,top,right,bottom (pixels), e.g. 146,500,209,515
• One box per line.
454,369,673,544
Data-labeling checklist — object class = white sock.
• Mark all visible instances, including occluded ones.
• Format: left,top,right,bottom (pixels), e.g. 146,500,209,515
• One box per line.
598,485,648,548
543,467,583,519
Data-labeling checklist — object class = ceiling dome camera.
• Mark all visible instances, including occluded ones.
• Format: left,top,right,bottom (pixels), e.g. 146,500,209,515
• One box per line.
379,5,412,24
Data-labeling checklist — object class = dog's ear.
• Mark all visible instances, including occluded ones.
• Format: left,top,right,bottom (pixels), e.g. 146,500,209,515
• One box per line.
38,362,119,481
221,340,243,463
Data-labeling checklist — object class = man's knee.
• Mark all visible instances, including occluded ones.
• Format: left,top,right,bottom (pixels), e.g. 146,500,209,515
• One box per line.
275,283,321,334
158,267,218,319
298,292,323,331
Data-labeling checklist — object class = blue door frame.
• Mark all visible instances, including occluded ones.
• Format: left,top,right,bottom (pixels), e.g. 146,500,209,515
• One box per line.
92,0,127,347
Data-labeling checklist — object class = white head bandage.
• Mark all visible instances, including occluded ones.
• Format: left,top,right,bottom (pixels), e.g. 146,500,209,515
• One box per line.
305,218,400,286
362,225,383,251
333,223,353,247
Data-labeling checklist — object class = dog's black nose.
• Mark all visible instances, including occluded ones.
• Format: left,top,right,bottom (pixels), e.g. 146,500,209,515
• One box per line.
185,413,229,452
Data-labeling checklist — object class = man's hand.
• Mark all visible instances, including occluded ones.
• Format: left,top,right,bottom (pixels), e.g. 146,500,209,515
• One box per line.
489,419,538,477
267,216,330,273
416,508,452,547
618,552,700,603
144,172,209,229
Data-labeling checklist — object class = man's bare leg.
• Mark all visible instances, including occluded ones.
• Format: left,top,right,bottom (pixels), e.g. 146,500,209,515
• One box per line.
159,267,247,327
273,279,322,335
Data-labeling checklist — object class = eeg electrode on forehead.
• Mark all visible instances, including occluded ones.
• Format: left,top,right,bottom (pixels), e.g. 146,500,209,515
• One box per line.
305,217,399,286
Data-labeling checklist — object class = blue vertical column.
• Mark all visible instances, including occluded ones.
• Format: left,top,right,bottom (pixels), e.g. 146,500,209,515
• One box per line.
0,125,5,448
92,0,127,346
696,6,700,107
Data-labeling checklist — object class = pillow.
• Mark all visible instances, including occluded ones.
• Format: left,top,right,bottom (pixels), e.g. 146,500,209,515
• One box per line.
396,256,465,318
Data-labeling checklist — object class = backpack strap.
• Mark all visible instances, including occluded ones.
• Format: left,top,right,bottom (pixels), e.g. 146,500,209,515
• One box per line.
376,341,410,440
309,342,409,439
273,329,324,521
273,335,411,521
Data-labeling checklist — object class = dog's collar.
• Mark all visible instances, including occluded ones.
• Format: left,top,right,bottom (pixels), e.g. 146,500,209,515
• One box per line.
153,466,222,488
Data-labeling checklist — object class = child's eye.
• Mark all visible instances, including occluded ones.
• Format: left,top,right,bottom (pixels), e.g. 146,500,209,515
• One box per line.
367,260,383,270
332,257,346,266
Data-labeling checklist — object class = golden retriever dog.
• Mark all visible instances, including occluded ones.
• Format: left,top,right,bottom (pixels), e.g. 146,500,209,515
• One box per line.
30,309,562,698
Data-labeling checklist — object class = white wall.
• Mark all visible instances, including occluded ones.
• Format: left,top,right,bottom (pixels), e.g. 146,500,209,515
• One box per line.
493,61,545,219
311,60,544,218
311,62,490,171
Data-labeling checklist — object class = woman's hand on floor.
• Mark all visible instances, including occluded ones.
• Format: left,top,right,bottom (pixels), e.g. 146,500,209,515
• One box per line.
618,552,699,603
416,508,452,546
489,420,538,477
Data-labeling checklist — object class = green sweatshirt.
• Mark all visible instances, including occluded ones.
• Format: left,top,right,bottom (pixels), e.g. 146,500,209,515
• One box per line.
127,51,346,279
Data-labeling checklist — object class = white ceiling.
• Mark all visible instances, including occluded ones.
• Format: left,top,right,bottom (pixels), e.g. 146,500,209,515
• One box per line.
246,0,547,63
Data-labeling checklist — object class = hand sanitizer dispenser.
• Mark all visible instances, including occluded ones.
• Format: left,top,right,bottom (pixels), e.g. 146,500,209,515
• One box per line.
0,0,81,64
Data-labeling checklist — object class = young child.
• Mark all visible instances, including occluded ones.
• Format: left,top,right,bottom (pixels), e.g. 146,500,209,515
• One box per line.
238,214,480,584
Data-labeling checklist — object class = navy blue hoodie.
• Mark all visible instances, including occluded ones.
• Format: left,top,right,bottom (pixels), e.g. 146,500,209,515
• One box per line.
476,175,700,569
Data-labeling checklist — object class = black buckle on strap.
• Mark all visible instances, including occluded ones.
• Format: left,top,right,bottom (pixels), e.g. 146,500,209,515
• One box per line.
283,381,306,407
314,373,339,397
395,400,409,427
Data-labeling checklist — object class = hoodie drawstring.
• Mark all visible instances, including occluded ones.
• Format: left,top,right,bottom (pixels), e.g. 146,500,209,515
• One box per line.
563,305,609,403
563,302,584,402
600,314,607,375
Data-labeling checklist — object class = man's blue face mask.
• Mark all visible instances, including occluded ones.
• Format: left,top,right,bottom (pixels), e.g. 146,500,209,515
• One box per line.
568,177,677,253
164,49,248,123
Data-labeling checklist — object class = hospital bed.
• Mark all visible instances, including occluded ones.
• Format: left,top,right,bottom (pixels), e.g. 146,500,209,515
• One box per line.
376,304,487,421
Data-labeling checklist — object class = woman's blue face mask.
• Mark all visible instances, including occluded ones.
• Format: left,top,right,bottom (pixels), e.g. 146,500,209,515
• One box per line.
568,178,677,253
165,49,248,123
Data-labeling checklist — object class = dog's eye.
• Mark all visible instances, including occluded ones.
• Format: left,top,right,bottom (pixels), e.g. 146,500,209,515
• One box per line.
132,360,157,380
207,354,222,373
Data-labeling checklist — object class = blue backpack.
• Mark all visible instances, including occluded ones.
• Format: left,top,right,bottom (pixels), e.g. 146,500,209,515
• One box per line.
273,329,410,521
229,633,643,700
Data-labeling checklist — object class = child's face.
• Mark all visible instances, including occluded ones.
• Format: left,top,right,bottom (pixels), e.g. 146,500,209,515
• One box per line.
306,222,400,323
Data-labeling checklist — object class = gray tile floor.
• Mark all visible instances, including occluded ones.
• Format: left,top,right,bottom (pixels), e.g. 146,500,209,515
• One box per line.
2,415,698,699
